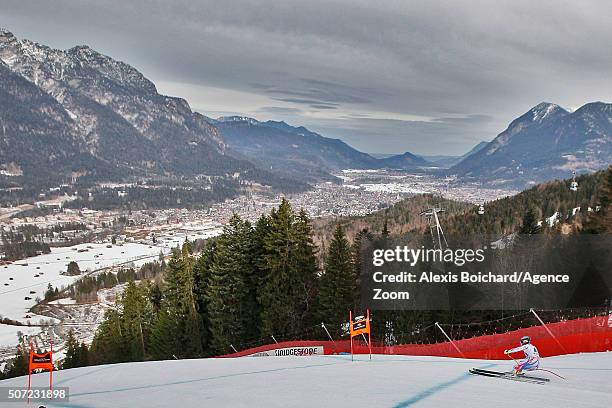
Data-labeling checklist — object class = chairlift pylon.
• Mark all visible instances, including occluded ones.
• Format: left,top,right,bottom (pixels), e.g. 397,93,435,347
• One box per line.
570,171,578,192
420,207,447,249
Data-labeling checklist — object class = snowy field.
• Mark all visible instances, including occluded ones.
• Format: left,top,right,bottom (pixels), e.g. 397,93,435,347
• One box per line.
1,352,610,408
0,229,220,349
0,324,38,350
0,230,218,323
0,243,165,325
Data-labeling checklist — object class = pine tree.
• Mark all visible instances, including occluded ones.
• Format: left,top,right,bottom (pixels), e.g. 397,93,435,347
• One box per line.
63,329,80,369
583,167,612,233
66,261,81,275
5,344,29,378
78,342,89,367
179,241,205,357
44,283,56,302
318,225,355,335
382,210,390,237
90,308,126,364
519,208,541,234
292,209,320,327
152,247,204,359
150,307,180,360
351,228,373,310
192,242,215,353
205,214,256,352
149,281,162,312
249,215,272,330
258,199,319,337
121,281,155,361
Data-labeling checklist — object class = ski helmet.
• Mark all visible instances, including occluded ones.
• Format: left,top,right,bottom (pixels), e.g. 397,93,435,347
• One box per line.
520,335,530,345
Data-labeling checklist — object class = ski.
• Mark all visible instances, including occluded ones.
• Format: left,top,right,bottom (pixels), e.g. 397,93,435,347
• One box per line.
469,369,545,384
470,368,550,382
469,369,548,384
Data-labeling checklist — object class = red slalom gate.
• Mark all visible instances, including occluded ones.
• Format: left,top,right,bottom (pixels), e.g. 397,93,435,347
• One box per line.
27,341,54,402
219,315,611,359
349,310,372,361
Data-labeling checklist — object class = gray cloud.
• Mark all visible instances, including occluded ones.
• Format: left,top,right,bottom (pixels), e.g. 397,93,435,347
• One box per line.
309,104,338,110
1,0,611,154
255,106,303,115
306,116,493,156
431,115,495,125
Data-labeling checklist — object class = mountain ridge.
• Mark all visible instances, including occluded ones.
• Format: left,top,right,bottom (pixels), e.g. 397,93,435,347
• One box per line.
214,116,433,183
1,28,609,199
0,28,298,198
451,101,611,187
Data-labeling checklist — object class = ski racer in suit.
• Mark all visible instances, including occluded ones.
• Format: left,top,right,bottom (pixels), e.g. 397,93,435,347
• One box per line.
504,336,540,374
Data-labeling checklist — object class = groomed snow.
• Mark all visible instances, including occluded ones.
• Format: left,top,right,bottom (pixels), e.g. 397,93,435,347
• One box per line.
1,352,610,407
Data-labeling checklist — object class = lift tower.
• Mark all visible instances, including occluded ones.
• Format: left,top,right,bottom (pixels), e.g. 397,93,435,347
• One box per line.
420,207,448,250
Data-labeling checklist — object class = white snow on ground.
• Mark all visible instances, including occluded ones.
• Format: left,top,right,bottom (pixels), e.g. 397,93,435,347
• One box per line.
0,324,38,349
47,298,77,305
0,229,219,349
1,352,610,408
360,183,430,194
0,243,165,326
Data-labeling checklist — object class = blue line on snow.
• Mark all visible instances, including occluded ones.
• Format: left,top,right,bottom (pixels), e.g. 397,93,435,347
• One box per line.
64,360,346,398
45,361,348,408
55,365,116,386
392,363,497,408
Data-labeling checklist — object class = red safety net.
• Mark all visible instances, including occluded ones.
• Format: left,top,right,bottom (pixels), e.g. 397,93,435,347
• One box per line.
219,315,612,359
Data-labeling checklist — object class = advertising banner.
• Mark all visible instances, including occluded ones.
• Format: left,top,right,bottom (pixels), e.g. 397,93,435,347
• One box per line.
247,346,324,357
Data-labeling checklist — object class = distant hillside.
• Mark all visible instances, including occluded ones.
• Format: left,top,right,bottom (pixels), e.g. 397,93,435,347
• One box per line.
215,117,377,183
451,102,612,187
314,167,611,247
444,168,609,236
377,151,432,169
421,141,488,168
215,117,433,183
312,195,472,250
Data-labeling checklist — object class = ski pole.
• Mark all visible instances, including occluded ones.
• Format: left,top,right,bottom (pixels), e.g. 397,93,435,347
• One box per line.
537,368,566,380
505,350,521,373
507,352,565,379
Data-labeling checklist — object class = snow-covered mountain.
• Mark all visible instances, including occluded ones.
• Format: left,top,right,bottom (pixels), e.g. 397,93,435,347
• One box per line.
0,29,282,190
0,28,432,191
451,102,612,186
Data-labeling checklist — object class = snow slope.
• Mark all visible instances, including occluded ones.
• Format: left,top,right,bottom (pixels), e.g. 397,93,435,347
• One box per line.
1,352,610,407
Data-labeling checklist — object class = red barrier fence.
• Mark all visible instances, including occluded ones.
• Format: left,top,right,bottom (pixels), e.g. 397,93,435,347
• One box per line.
219,315,612,359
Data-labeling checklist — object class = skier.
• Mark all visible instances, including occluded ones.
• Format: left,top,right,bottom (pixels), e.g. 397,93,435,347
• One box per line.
504,335,540,375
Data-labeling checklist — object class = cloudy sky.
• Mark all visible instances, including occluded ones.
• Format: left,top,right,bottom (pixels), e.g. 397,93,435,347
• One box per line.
1,0,611,155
